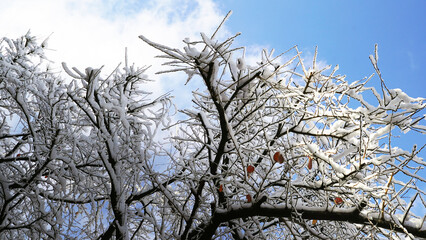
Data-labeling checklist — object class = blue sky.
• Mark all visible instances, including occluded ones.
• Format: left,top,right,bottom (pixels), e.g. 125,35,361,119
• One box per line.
218,1,425,98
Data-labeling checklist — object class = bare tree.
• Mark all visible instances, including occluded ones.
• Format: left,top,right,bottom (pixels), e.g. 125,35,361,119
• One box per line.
1,18,425,240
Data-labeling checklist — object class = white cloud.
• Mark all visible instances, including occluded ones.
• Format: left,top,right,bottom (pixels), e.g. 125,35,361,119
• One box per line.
0,0,227,99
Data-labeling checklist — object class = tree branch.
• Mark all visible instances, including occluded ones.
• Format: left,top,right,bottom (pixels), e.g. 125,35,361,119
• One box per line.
188,200,425,239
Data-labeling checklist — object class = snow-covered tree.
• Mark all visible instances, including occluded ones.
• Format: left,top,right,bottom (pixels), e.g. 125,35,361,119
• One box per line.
139,18,426,239
0,32,171,239
1,19,425,239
